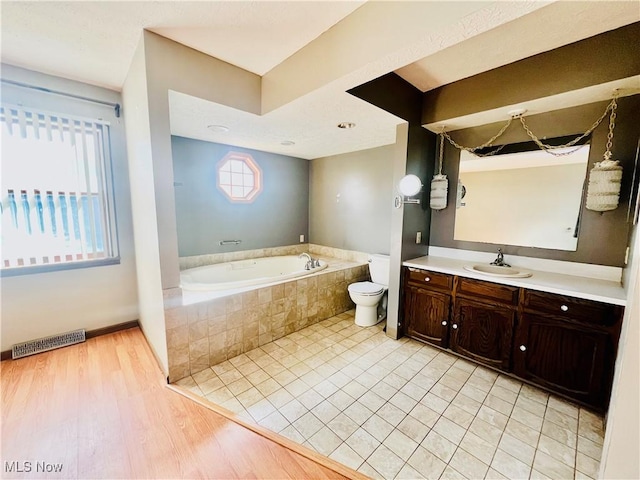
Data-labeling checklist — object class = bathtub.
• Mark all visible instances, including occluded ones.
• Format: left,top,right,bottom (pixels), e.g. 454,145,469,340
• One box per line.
180,255,328,291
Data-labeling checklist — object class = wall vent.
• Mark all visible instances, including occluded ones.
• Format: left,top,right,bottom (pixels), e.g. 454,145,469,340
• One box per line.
11,329,86,359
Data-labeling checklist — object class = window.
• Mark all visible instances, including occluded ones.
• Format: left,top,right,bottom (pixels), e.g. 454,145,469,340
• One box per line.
1,103,118,273
216,152,262,202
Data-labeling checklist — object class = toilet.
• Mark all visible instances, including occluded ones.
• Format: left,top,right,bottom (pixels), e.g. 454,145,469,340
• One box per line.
348,254,390,327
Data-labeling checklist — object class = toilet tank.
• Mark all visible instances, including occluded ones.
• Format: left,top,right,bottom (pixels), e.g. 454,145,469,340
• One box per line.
369,254,390,287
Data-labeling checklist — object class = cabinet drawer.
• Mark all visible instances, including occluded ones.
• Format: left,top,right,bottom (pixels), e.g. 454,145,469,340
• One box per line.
456,277,519,306
406,268,453,291
522,290,620,326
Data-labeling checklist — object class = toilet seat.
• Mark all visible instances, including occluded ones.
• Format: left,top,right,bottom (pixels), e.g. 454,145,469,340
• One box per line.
348,281,384,296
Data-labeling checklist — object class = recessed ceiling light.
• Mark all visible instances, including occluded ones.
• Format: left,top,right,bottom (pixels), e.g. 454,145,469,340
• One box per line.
280,140,295,146
337,122,356,129
207,124,229,132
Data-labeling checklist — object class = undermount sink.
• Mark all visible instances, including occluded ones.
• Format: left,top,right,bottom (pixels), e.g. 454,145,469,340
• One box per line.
464,264,533,278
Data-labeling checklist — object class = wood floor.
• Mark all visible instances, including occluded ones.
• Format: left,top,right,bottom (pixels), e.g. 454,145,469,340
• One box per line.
0,327,351,479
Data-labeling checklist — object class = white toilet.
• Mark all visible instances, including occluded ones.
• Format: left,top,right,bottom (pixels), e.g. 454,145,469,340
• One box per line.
348,254,390,327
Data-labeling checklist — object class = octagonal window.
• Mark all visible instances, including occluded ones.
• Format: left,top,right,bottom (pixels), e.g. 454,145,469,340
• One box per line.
216,152,262,202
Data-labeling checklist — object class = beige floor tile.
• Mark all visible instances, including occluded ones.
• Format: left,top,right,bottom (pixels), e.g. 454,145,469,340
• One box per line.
358,462,384,480
533,451,574,479
383,429,419,462
422,430,457,462
309,426,343,456
397,415,431,444
362,413,395,442
577,435,603,460
371,381,398,401
327,389,356,410
343,401,375,425
439,373,466,392
247,398,276,421
205,385,234,404
327,412,359,441
440,465,468,480
390,391,419,414
537,434,576,467
498,433,536,466
494,375,522,394
514,394,547,418
491,449,531,480
443,403,475,429
400,381,428,401
519,384,549,405
359,390,386,412
452,392,482,416
460,383,490,403
421,392,450,414
459,430,497,465
548,396,580,419
407,445,447,480
395,463,425,480
541,418,577,449
377,402,407,427
367,444,405,479
505,418,540,448
431,381,459,402
489,385,519,404
258,410,289,433
484,393,515,416
311,399,341,423
279,398,307,423
292,411,324,439
328,443,364,471
433,415,467,445
198,375,225,395
485,467,508,479
342,380,368,400
346,427,381,459
511,405,544,431
545,406,578,433
468,417,504,446
227,377,253,396
576,451,600,478
449,448,490,480
477,404,509,430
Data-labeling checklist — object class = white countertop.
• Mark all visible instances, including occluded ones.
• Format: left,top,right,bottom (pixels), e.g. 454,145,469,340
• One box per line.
403,255,627,306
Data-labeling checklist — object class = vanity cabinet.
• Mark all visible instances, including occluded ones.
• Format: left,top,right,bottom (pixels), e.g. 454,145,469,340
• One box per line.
403,268,452,347
513,290,623,408
401,266,624,410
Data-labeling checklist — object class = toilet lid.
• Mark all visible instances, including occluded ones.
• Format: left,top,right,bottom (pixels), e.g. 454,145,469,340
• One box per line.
349,282,384,295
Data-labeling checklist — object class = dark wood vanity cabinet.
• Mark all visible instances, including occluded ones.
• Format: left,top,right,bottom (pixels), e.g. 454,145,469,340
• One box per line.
403,268,452,347
451,298,515,371
401,266,624,410
513,290,623,408
451,277,519,371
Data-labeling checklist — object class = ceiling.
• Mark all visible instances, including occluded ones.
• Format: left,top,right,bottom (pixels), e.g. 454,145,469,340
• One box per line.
2,1,638,159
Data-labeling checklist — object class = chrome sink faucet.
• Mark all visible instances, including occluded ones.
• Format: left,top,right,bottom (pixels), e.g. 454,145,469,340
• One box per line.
490,248,511,268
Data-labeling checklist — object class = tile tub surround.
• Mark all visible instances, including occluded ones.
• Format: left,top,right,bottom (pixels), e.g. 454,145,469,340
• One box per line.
177,310,606,480
179,243,370,270
166,256,368,382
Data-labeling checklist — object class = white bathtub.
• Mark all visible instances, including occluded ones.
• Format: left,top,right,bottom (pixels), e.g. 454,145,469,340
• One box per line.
180,255,328,291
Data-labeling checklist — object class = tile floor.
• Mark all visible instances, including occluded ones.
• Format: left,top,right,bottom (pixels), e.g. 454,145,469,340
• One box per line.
176,309,605,480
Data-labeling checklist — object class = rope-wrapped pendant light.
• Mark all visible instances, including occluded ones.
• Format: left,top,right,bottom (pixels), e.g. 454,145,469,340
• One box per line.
586,95,623,212
430,132,448,210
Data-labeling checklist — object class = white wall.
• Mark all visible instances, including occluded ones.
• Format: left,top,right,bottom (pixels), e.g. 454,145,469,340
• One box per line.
600,224,640,479
121,38,168,373
0,65,138,351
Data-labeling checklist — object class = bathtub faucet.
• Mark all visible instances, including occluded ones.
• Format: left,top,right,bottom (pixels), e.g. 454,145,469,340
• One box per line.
298,252,320,270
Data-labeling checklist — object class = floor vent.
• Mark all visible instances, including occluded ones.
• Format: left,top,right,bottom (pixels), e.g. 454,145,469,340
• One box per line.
12,329,86,359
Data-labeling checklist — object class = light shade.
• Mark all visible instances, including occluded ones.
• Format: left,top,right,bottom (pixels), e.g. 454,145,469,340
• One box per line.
398,174,422,196
585,159,623,211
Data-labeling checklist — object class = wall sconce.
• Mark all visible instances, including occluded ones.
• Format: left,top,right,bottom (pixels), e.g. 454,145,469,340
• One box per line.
394,174,422,208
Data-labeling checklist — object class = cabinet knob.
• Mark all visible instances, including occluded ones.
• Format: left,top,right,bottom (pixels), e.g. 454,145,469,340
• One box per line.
560,305,569,312
424,277,431,282
452,324,458,329
520,345,527,352
441,321,447,326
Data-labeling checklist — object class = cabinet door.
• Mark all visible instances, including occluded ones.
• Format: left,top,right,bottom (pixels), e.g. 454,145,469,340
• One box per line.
403,285,450,348
513,313,609,408
450,298,515,371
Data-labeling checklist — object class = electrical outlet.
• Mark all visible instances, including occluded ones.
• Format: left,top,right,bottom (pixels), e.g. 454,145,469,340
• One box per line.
416,231,422,244
300,234,305,243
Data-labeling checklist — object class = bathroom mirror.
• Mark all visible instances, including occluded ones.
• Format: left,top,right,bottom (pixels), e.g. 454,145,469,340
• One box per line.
453,144,590,251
